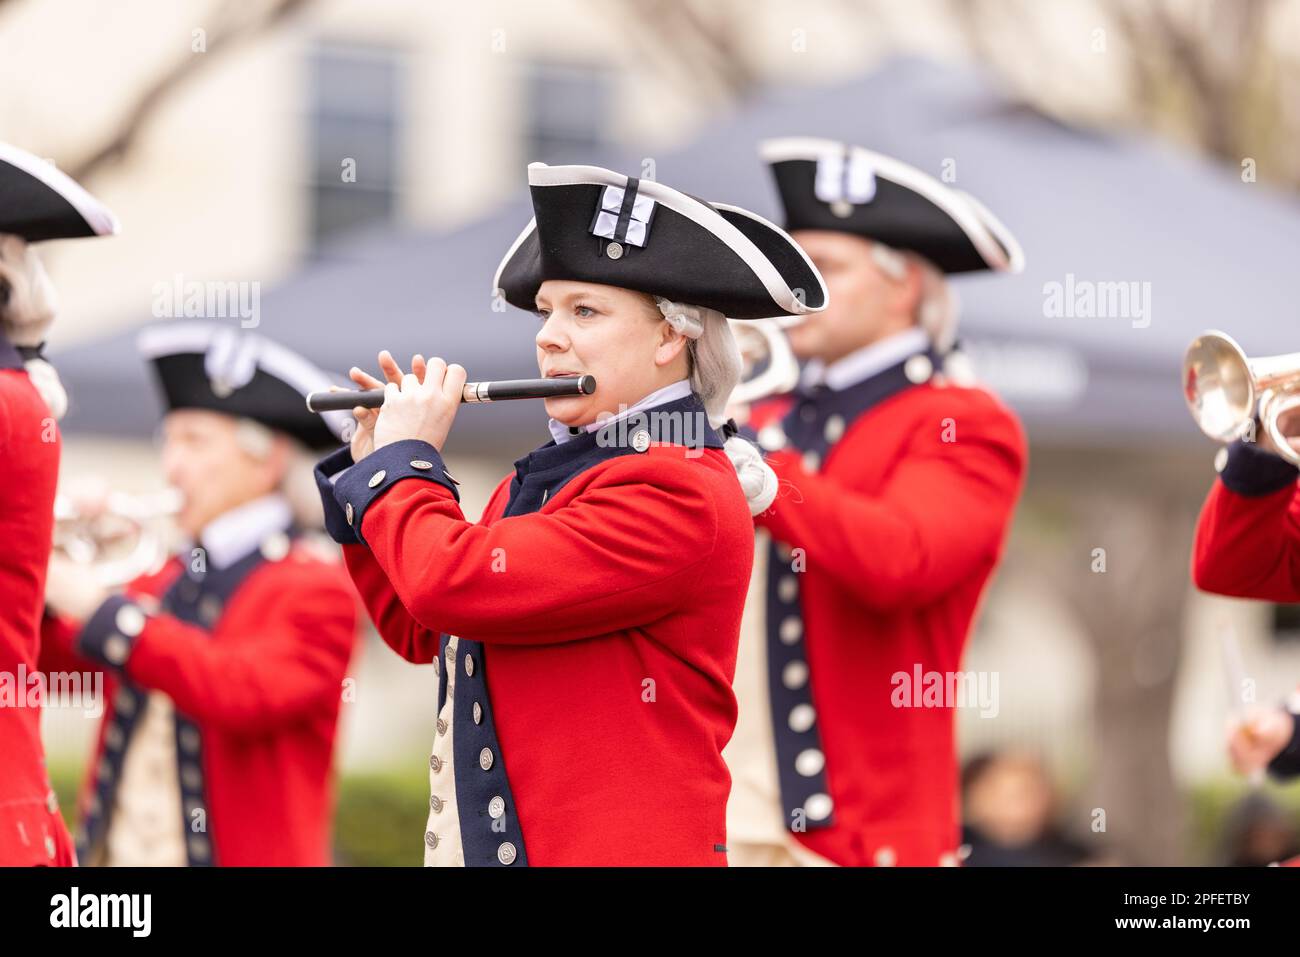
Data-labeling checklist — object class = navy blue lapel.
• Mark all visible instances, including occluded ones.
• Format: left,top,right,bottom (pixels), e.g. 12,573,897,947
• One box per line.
761,344,938,833
0,332,25,371
504,391,724,518
78,540,282,867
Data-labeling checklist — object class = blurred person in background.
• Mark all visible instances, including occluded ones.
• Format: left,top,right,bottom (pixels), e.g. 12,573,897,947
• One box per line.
724,139,1027,867
40,321,360,866
314,162,823,866
960,750,1094,867
1215,792,1300,867
0,141,117,865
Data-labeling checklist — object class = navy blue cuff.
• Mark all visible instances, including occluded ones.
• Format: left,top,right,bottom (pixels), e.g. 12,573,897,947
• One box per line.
1268,708,1300,781
332,439,459,546
76,595,150,671
1218,440,1299,497
314,444,361,545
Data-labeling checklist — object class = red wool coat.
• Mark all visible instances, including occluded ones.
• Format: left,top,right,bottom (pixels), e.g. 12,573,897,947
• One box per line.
1192,443,1300,602
0,363,76,866
41,547,359,866
326,427,753,866
748,376,1026,866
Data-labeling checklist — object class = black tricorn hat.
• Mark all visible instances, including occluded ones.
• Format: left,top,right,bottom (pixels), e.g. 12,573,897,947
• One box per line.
760,138,1023,275
494,163,827,319
138,321,349,450
0,141,119,242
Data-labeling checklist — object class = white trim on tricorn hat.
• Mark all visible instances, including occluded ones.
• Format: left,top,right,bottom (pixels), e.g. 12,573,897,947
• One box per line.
0,140,120,241
494,162,828,320
709,202,828,314
137,320,349,448
759,136,1023,275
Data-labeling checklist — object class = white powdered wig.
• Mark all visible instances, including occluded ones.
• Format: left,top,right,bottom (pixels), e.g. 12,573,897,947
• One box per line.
655,298,779,516
0,234,66,418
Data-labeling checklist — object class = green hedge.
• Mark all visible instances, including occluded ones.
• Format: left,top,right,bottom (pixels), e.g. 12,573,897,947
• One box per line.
50,763,429,867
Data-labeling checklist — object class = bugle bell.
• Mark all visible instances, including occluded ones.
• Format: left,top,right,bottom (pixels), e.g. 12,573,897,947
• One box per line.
1183,330,1300,465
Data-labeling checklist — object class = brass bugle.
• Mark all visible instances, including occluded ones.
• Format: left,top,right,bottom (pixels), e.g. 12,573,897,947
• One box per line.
306,374,597,413
1183,330,1300,465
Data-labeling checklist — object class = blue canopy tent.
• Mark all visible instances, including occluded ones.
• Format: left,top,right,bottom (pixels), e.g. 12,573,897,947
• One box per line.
53,57,1300,454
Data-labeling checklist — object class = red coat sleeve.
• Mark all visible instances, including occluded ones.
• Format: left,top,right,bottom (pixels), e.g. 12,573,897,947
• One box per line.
38,610,95,678
340,476,515,664
756,391,1025,612
1193,481,1300,602
353,454,722,645
105,564,357,733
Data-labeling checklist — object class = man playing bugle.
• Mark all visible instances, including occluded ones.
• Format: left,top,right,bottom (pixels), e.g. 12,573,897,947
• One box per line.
42,322,359,866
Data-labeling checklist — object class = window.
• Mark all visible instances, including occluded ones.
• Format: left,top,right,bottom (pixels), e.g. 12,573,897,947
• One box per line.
307,42,403,253
522,61,613,165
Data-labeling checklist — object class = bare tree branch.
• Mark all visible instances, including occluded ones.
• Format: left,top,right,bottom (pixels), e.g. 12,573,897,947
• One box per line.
66,0,317,182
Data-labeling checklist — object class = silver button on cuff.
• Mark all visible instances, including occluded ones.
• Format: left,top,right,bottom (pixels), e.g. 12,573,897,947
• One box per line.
368,469,387,488
410,459,434,470
631,429,651,453
345,502,354,525
102,635,129,666
114,604,146,638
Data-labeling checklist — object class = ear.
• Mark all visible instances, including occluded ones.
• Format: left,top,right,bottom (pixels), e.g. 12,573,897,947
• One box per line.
653,320,691,369
895,257,925,321
262,433,293,489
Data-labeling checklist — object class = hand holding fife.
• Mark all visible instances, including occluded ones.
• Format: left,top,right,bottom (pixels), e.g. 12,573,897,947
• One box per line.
345,351,467,462
1227,708,1292,777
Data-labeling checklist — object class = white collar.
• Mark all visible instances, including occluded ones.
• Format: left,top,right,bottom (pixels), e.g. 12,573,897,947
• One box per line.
184,493,293,570
800,328,930,392
547,378,693,445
